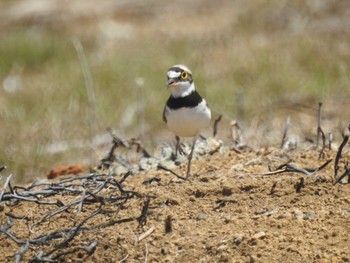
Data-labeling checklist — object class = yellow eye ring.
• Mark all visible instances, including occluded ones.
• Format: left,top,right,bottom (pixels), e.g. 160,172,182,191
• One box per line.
181,72,188,79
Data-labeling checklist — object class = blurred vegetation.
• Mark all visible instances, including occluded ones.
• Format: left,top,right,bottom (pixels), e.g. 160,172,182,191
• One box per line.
0,0,350,183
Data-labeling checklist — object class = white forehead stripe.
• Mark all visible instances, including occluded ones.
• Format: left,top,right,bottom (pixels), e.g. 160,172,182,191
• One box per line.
167,71,181,79
173,64,192,74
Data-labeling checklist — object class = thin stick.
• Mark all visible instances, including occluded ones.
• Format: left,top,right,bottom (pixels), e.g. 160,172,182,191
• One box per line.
295,177,304,193
138,197,151,226
0,174,13,201
316,102,322,148
281,116,290,149
118,254,129,263
144,243,148,263
213,114,222,137
157,165,186,180
334,168,350,185
328,132,333,150
334,134,349,178
316,102,326,159
137,226,155,243
72,37,97,167
15,241,30,263
231,120,243,145
261,159,332,177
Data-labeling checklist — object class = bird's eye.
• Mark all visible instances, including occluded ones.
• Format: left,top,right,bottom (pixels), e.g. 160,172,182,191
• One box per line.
181,72,188,79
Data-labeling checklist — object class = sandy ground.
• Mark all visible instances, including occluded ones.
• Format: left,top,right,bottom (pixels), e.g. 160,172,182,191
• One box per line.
1,1,350,262
1,145,350,262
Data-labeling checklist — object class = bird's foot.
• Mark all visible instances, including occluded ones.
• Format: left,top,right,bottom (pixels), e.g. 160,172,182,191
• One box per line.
176,143,187,157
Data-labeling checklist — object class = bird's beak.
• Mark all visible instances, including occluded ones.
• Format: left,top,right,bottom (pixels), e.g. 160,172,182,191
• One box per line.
167,79,176,88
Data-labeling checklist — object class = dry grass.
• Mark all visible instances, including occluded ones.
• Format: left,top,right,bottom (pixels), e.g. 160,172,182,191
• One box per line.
0,0,350,183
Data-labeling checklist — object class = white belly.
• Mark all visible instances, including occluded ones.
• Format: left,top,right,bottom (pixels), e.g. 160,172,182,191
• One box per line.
165,100,211,137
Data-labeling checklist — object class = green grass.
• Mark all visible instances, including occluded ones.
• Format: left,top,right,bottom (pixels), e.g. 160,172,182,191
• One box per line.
1,1,350,183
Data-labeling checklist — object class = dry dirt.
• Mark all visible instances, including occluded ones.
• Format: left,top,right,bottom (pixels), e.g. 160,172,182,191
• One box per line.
1,146,350,263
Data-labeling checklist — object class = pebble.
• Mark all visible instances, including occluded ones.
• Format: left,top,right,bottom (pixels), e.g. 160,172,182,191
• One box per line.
208,137,221,155
233,234,245,245
139,157,158,171
115,165,128,175
158,160,176,170
253,231,266,239
293,209,304,220
197,212,206,220
303,212,316,220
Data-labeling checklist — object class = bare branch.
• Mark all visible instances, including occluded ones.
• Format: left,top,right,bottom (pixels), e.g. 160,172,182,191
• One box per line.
334,133,349,179
0,174,13,201
281,116,290,149
213,114,222,137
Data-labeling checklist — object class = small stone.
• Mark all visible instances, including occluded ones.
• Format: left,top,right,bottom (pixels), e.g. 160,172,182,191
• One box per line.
253,231,266,239
221,214,232,223
115,165,128,175
247,255,256,263
139,158,158,171
303,212,316,220
293,209,304,220
208,137,221,155
197,212,206,220
218,244,228,252
222,187,233,196
159,160,176,170
342,256,349,262
233,234,245,245
277,211,292,219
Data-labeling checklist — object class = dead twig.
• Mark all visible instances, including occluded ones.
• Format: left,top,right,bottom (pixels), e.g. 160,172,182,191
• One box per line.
164,215,172,233
15,241,30,263
144,243,149,263
157,164,187,180
138,196,151,227
328,132,333,150
213,114,222,137
269,182,277,195
295,177,304,193
51,241,98,261
1,166,143,262
100,132,152,169
231,120,243,146
137,226,155,243
334,130,350,179
0,174,13,201
316,102,326,159
334,167,350,185
118,253,129,263
119,171,133,185
130,138,151,158
261,159,332,177
281,116,290,149
43,208,102,258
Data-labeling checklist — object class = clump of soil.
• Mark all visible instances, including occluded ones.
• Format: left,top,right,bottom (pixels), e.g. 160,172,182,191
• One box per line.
1,147,350,262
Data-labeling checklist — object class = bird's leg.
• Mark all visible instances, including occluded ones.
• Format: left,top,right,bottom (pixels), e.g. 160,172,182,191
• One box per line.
185,137,197,178
175,136,186,157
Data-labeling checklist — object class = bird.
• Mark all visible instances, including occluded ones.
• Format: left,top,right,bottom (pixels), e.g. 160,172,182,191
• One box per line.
163,64,211,179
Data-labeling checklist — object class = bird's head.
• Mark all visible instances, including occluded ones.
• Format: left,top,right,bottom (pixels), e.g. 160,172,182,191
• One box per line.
166,64,195,98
